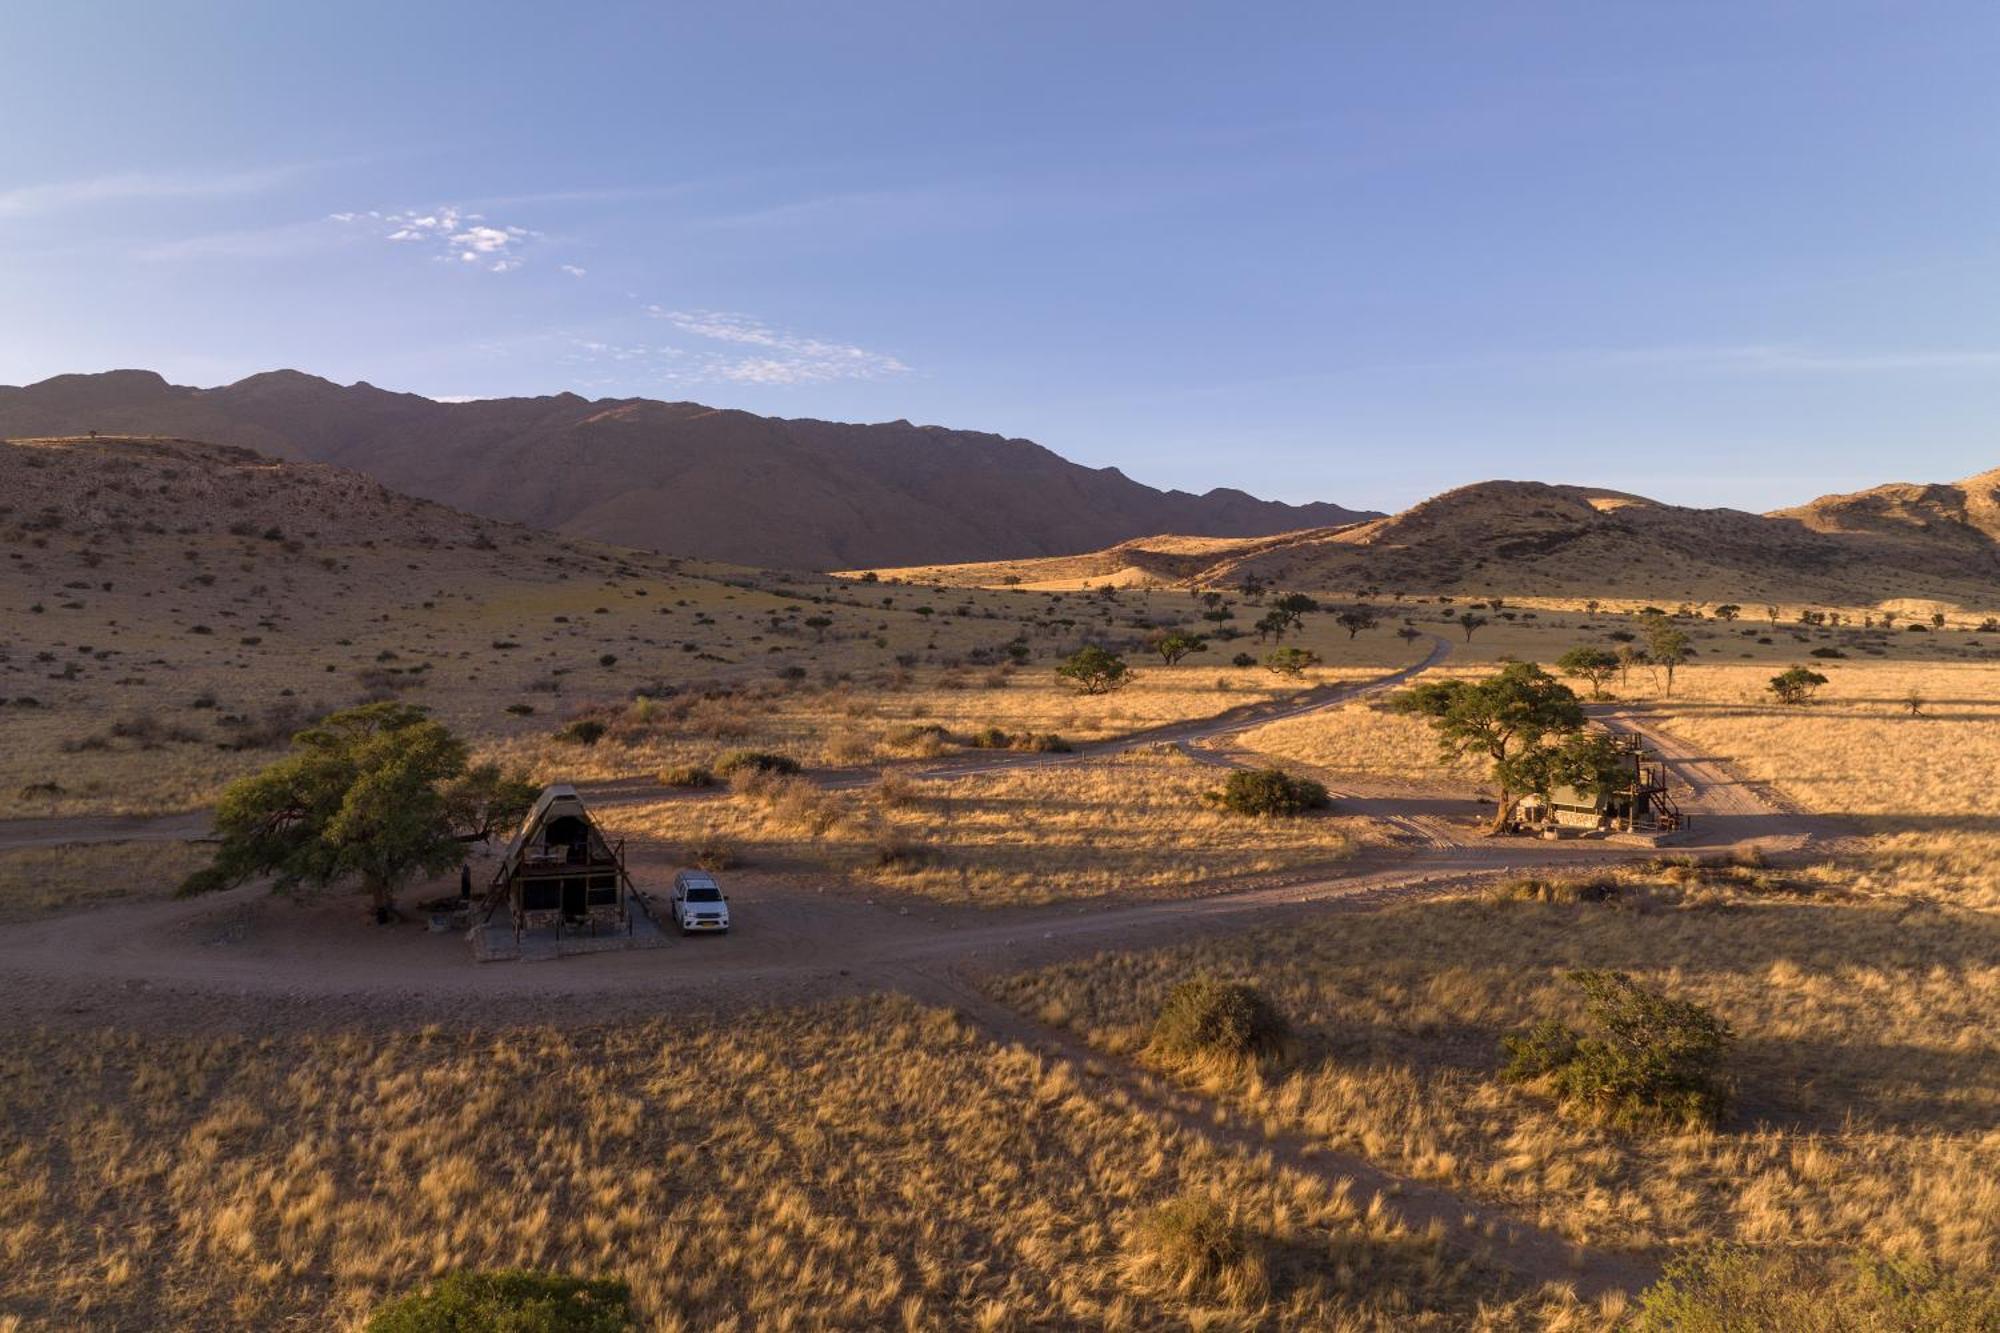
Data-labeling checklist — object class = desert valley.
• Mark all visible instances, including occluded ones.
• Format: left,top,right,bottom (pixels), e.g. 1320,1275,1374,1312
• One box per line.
1,374,1997,1330
6,9,1998,1329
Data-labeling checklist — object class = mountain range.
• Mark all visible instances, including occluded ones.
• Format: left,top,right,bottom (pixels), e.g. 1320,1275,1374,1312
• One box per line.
864,472,2000,610
0,370,1377,570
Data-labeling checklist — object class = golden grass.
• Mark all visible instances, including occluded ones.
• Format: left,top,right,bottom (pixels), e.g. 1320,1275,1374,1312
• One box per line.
476,662,1390,784
991,869,2000,1275
622,748,1366,906
0,995,1601,1331
1641,661,2000,911
0,841,209,921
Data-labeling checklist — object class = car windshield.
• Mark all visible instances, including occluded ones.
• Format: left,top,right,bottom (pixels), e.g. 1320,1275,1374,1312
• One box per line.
684,886,722,902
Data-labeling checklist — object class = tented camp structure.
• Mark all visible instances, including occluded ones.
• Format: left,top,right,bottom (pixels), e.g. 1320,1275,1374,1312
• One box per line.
1516,736,1684,837
490,784,634,936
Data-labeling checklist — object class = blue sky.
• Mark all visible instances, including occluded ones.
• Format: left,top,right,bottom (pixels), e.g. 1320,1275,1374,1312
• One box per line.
4,2,1998,512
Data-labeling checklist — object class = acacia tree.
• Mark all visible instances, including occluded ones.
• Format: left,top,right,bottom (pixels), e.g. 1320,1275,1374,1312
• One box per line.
1767,666,1828,705
1147,629,1209,666
1456,611,1488,642
1393,662,1586,832
1056,644,1132,695
1643,617,1693,694
1556,646,1621,700
1334,606,1380,639
1254,610,1291,644
1271,593,1320,634
179,703,533,918
1264,646,1321,678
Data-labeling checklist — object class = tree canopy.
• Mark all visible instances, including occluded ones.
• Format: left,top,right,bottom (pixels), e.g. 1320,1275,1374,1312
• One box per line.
179,702,535,915
1056,644,1133,695
1393,662,1586,830
1767,666,1829,705
1556,646,1620,700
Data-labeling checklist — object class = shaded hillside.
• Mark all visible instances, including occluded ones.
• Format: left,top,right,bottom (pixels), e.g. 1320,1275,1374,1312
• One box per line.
891,474,2000,610
0,370,1377,569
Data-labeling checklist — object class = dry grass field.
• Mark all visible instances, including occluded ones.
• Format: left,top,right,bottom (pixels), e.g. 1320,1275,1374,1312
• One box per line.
0,994,1608,1332
616,747,1368,906
991,864,2000,1277
0,841,210,922
1634,661,2000,912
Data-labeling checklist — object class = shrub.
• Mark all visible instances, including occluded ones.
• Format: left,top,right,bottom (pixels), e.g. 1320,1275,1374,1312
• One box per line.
1016,731,1071,753
504,702,535,716
1263,646,1321,677
714,749,800,776
687,837,738,871
557,719,607,746
881,723,949,756
967,725,1012,749
1633,1245,2000,1332
658,764,716,789
1501,969,1735,1129
1488,873,1619,904
1147,978,1290,1065
1230,652,1257,668
1121,1193,1268,1308
1213,767,1329,816
873,835,932,869
365,1269,634,1332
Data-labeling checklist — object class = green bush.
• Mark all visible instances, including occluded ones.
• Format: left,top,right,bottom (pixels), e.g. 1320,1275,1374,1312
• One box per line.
1213,767,1329,816
1633,1245,2000,1332
556,719,607,746
1148,978,1290,1065
1122,1193,1268,1307
366,1270,634,1332
714,749,800,776
1501,969,1735,1129
658,764,715,789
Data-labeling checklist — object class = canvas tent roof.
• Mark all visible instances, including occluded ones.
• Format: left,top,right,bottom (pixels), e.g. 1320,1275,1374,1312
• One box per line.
493,783,615,884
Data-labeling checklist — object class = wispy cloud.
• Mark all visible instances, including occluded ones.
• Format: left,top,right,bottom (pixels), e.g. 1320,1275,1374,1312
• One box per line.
0,164,308,219
335,206,540,272
645,307,910,384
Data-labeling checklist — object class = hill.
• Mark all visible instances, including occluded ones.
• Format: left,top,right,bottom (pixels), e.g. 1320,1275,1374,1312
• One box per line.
872,472,2000,611
0,434,1096,815
0,370,1377,570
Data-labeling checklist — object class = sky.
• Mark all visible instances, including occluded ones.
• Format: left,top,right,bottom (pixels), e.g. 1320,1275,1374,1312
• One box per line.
3,2,1999,513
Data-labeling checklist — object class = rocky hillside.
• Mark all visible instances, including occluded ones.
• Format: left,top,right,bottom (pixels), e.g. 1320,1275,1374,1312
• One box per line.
0,370,1377,570
890,473,2000,610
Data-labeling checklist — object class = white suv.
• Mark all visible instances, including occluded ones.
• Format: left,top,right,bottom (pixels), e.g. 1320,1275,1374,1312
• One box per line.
671,871,731,935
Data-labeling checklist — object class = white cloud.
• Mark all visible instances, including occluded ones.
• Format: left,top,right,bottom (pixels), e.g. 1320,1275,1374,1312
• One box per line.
339,205,541,273
560,264,588,277
644,307,910,383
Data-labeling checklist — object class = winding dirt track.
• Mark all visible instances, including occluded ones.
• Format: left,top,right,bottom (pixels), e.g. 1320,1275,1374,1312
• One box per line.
0,637,1835,1301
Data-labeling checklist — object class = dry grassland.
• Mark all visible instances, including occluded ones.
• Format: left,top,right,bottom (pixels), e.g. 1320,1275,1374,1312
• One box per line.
0,841,210,922
478,662,1390,784
1636,661,2000,912
0,994,1604,1331
992,867,2000,1278
621,748,1364,906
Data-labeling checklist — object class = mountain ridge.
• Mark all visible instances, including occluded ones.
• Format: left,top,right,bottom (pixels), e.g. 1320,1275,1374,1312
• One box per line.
0,369,1378,570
